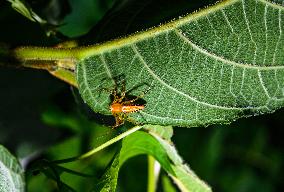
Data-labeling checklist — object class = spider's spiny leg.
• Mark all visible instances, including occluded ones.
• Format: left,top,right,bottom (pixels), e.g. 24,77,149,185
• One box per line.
117,79,126,102
112,113,125,129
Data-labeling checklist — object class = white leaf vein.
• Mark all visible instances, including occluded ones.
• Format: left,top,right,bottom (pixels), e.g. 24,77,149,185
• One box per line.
131,44,261,110
174,28,284,70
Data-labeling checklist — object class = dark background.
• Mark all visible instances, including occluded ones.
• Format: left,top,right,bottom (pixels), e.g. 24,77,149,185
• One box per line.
0,0,283,191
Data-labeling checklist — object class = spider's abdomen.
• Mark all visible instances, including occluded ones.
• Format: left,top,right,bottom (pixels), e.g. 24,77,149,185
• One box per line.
110,103,144,114
121,105,144,113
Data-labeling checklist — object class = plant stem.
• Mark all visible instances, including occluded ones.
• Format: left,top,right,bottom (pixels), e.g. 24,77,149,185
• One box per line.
13,46,78,70
148,155,156,192
148,155,160,192
0,44,79,86
54,164,95,178
52,125,143,164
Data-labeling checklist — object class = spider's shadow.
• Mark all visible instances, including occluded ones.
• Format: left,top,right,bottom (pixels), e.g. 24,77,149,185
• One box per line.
102,74,150,106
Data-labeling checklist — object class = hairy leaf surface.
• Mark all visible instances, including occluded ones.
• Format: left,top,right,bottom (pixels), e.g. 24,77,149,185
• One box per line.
76,0,284,127
0,145,24,192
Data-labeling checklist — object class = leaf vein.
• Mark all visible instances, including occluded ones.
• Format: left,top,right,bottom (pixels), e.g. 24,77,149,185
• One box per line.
272,8,282,65
263,4,268,65
242,0,257,64
258,69,270,98
132,44,257,110
174,28,284,70
81,63,98,107
229,65,238,100
221,8,234,33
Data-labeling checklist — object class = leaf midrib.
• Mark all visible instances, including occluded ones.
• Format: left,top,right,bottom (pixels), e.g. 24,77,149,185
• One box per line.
78,0,283,60
78,0,238,58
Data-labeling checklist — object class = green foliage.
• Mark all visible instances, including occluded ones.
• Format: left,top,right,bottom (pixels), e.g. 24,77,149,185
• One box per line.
7,0,46,24
162,175,177,192
58,0,115,37
76,0,284,128
0,145,24,192
94,128,211,192
6,0,114,38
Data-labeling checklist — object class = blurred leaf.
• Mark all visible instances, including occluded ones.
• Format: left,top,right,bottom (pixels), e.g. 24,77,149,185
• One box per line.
76,0,284,128
6,0,46,24
81,0,219,44
57,182,77,192
94,129,211,192
0,145,25,192
162,174,177,192
27,173,52,192
0,69,64,160
58,0,115,37
39,105,119,191
172,109,284,192
6,0,115,38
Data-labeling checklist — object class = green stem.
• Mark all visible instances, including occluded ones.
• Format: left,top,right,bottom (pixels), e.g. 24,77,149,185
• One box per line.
1,44,75,68
14,46,77,60
52,126,143,164
13,46,78,70
0,44,79,86
54,164,95,178
148,155,158,192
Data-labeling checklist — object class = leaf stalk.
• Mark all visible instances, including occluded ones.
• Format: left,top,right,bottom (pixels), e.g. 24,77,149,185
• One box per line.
52,126,143,164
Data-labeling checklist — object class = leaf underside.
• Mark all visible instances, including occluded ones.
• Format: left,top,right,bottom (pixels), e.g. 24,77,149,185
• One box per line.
76,0,284,127
0,145,25,192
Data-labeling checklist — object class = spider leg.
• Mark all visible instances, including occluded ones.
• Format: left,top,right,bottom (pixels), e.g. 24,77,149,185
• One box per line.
112,88,120,101
122,97,140,105
97,87,120,103
112,113,125,128
122,86,151,104
126,82,152,95
117,79,126,103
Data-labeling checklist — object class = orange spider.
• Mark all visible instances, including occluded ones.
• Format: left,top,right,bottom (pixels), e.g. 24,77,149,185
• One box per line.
108,80,147,128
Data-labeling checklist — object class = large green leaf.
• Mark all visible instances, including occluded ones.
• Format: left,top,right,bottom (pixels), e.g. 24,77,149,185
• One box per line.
0,145,25,192
76,0,284,127
94,127,211,192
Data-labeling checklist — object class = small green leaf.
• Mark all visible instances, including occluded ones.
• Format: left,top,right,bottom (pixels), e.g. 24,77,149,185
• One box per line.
76,0,284,127
0,145,25,192
94,130,211,192
150,130,211,192
93,153,119,192
93,131,173,192
6,0,46,24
